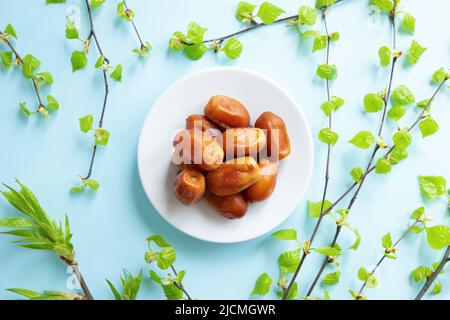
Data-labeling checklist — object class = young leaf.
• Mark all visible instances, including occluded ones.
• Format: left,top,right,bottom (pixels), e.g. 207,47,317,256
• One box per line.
4,24,17,39
79,115,94,133
375,158,391,174
371,0,393,12
87,179,99,190
432,281,442,295
0,51,13,69
106,269,142,300
272,229,297,240
186,22,207,44
316,64,337,80
366,275,379,288
357,267,370,281
307,200,332,218
71,51,87,72
47,95,59,111
222,38,243,59
418,176,446,200
407,40,426,65
312,246,341,257
411,266,432,282
117,2,134,21
351,167,364,183
19,102,31,117
298,6,318,26
110,64,123,82
322,271,340,286
313,35,327,52
251,273,272,296
236,1,257,23
387,105,405,122
425,225,450,250
257,2,285,25
90,0,106,8
363,93,384,112
278,249,300,274
35,72,53,85
65,17,79,39
402,13,415,33
431,67,448,84
391,85,415,106
419,117,439,138
94,128,110,146
392,129,412,149
349,131,375,149
184,44,208,61
22,54,41,79
381,232,393,249
318,128,339,146
378,46,391,67
169,32,185,52
316,0,337,8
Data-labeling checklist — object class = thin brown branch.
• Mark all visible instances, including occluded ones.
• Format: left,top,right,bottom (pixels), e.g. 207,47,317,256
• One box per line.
170,265,192,300
415,246,450,300
123,0,145,48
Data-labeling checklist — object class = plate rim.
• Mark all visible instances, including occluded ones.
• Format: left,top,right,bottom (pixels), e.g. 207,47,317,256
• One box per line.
137,66,314,243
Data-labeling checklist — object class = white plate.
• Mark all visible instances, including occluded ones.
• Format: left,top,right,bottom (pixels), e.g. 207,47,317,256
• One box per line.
137,67,314,243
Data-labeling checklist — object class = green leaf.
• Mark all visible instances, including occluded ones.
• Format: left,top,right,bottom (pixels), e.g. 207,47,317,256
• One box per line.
432,281,442,295
71,51,87,72
278,249,300,274
307,200,332,218
298,6,318,26
381,232,393,249
169,32,185,52
45,0,67,3
371,0,393,12
35,72,53,85
22,54,41,79
257,2,285,24
186,22,207,44
157,247,176,270
387,105,406,122
4,24,17,39
407,40,426,65
284,282,298,300
313,246,341,257
65,17,79,39
392,129,412,149
330,96,344,110
236,1,257,23
320,96,344,116
19,102,31,117
147,235,171,248
418,176,446,200
402,13,415,33
431,67,448,84
251,273,272,295
357,267,370,281
411,265,432,282
389,147,408,165
318,128,339,146
349,228,362,250
90,0,106,8
47,95,59,111
149,270,162,284
162,283,183,300
301,30,320,38
117,2,134,21
363,93,384,112
313,35,327,52
366,275,379,288
322,271,340,286
87,179,99,190
349,131,375,149
0,217,34,228
378,46,391,67
316,0,337,8
272,229,297,240
133,41,152,57
419,117,439,138
0,51,13,69
184,44,208,61
110,65,123,82
79,115,94,133
94,55,105,69
94,128,110,146
7,288,42,299
222,38,243,59
391,85,415,106
375,158,391,174
411,207,425,220
426,225,450,250
106,280,122,300
350,167,364,183
316,64,337,80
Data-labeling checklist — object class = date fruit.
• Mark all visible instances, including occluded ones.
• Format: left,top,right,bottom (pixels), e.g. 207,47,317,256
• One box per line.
245,159,278,202
204,191,248,219
173,168,206,205
255,112,291,160
222,128,267,158
204,95,250,129
206,156,261,196
173,129,224,171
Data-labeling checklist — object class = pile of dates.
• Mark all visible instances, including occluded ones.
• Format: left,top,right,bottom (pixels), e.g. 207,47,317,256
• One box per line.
171,95,291,219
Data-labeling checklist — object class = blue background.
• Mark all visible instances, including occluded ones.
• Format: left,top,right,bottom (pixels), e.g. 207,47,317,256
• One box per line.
0,0,449,300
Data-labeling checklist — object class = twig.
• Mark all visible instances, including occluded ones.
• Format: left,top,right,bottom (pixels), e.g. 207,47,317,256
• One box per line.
170,265,192,300
306,12,398,297
82,0,110,180
358,221,419,295
122,0,146,49
415,246,450,300
283,7,336,300
60,255,94,300
0,30,44,111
